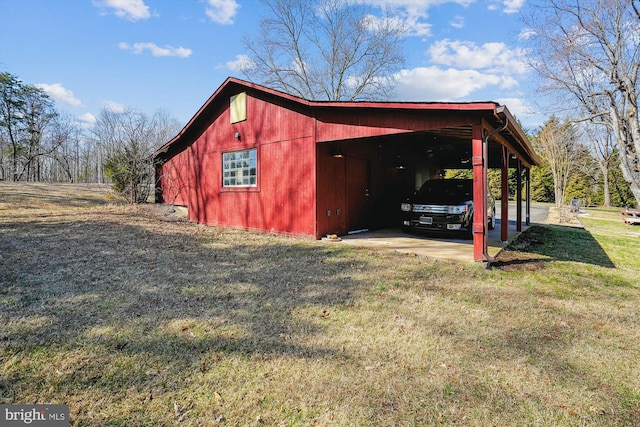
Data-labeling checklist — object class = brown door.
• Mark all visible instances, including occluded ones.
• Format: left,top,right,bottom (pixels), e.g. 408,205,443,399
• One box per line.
346,157,370,232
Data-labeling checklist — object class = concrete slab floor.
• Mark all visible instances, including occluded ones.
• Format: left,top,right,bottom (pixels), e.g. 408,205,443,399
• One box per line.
335,219,531,263
323,203,556,263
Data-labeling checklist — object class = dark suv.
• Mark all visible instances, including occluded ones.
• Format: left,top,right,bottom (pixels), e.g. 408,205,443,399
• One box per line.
400,179,495,238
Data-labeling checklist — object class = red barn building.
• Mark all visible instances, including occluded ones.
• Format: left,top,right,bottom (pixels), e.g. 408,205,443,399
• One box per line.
153,77,539,261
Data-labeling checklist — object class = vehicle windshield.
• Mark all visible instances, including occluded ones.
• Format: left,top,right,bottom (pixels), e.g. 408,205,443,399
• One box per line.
416,180,473,204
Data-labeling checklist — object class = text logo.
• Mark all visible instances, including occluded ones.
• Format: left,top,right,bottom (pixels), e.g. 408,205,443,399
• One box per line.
1,405,69,426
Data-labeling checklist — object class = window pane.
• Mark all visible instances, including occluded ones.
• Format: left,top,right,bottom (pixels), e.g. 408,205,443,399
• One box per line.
222,148,257,187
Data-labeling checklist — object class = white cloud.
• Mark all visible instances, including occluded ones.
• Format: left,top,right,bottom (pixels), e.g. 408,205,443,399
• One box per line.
428,39,529,74
487,0,525,14
499,75,519,89
365,0,474,8
518,28,536,41
78,112,97,126
94,0,150,21
361,0,474,36
225,54,255,72
102,101,126,113
501,0,525,14
119,42,192,58
449,15,465,29
393,67,502,101
404,13,432,37
387,5,432,37
35,83,83,107
394,40,532,102
205,0,240,25
494,97,537,118
362,14,407,33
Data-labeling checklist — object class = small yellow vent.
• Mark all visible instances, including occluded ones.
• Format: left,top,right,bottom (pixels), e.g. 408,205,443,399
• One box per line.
230,92,247,124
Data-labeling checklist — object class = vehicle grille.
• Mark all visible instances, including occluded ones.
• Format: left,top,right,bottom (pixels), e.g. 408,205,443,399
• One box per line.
412,204,449,214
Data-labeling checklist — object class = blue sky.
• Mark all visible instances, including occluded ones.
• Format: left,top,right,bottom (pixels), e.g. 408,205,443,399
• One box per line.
0,0,542,131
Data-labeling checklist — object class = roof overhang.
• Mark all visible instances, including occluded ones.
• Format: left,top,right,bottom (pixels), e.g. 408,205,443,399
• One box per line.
153,77,539,168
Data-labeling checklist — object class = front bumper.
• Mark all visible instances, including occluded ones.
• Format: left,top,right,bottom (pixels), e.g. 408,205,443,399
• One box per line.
402,213,470,232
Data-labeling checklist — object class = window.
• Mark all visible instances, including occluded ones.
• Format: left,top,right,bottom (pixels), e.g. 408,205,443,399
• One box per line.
223,149,257,187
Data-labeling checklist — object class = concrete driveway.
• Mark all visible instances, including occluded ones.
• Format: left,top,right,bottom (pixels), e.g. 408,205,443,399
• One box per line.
336,202,550,263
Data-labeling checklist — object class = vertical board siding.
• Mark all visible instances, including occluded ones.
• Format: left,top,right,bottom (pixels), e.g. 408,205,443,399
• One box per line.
166,90,317,237
159,148,190,206
314,109,484,143
316,144,347,237
258,137,315,235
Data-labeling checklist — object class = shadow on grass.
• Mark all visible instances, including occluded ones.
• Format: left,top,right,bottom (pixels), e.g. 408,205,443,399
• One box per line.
2,208,639,425
0,216,365,393
493,224,615,270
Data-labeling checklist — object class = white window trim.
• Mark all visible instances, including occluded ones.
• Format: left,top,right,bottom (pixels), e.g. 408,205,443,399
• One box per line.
222,148,257,187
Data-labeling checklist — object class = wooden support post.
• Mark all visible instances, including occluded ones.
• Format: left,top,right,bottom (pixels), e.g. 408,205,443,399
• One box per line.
525,167,531,226
516,160,522,231
472,124,487,262
501,146,509,242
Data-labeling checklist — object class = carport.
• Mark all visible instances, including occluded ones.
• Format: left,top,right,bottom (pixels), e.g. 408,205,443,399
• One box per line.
338,200,551,262
314,102,540,262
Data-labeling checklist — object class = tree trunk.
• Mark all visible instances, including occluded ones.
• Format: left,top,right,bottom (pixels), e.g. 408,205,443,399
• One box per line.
12,142,18,181
602,166,611,207
611,106,640,207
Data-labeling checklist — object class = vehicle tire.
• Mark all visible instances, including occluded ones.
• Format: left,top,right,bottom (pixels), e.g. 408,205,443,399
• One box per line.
488,208,496,230
465,218,473,239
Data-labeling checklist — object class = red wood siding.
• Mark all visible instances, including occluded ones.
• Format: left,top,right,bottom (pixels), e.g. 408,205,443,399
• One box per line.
316,144,347,237
345,157,371,232
159,147,190,206
315,109,484,143
472,123,487,261
164,91,318,237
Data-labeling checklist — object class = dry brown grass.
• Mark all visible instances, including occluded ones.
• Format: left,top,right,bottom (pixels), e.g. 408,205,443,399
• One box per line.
1,183,639,426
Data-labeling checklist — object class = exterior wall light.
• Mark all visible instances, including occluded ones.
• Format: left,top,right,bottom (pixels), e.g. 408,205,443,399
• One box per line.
331,145,345,158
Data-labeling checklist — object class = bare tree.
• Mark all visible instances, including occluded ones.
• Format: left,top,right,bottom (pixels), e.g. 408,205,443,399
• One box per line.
91,107,180,203
21,85,57,181
0,72,22,180
525,0,640,207
241,0,405,101
1,71,90,183
533,116,582,221
44,113,82,182
0,72,58,181
583,123,616,206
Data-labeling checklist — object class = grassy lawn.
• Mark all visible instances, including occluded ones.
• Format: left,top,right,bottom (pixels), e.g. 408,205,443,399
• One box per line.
1,183,639,426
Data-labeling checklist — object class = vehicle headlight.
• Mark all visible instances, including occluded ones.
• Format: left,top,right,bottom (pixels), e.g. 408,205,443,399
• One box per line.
401,203,411,212
448,205,468,214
